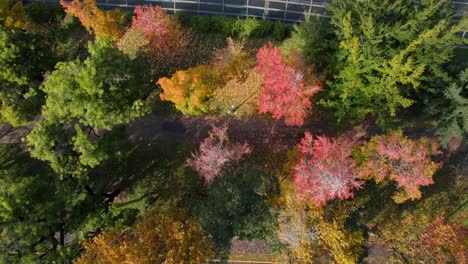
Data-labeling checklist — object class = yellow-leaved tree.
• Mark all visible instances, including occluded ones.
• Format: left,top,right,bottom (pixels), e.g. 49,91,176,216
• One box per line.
74,210,213,264
0,0,30,29
60,0,123,41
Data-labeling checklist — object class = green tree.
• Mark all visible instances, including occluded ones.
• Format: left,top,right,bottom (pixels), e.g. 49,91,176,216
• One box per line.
194,166,279,260
430,68,468,147
0,146,93,262
0,26,51,126
281,16,337,72
323,0,466,126
26,38,152,177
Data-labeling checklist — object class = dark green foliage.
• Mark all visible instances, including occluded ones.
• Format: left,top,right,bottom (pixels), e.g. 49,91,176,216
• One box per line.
45,15,91,62
428,68,468,147
0,26,52,126
194,167,279,260
180,15,290,40
322,0,465,127
0,146,99,263
25,2,65,24
282,16,337,71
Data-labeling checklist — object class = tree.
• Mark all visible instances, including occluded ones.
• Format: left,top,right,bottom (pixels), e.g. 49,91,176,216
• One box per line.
187,125,251,184
370,177,467,263
75,210,213,264
323,0,466,126
117,28,149,60
274,178,365,264
256,42,321,127
158,38,253,115
275,178,320,263
432,68,468,147
158,65,217,115
293,132,364,206
194,167,278,260
26,38,151,177
0,0,29,29
60,0,123,41
412,216,466,263
0,26,51,126
358,131,441,203
130,5,184,54
281,15,337,72
0,145,109,263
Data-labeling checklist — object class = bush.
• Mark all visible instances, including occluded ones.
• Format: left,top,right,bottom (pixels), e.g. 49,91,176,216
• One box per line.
25,2,64,24
182,15,289,39
272,21,289,41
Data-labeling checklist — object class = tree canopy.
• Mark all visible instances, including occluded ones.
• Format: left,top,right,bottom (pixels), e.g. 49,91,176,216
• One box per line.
26,38,151,177
323,0,466,126
0,26,51,126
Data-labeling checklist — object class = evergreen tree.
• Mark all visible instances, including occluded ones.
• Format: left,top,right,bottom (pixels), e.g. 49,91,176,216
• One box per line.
431,68,468,147
323,0,466,126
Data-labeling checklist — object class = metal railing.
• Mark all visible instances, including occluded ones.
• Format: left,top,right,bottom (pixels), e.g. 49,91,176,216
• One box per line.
29,0,467,32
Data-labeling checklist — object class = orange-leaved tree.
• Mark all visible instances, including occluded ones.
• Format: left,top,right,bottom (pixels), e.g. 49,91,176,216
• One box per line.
60,0,123,41
74,210,213,264
358,131,441,203
158,38,254,115
158,65,218,115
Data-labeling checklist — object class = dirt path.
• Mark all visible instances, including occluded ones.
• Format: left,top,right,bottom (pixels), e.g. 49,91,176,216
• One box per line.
127,115,338,151
0,114,337,151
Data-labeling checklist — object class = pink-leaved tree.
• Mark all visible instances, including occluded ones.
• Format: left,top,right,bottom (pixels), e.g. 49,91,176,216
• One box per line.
255,43,321,127
359,131,441,203
187,125,251,184
294,132,364,206
130,5,185,55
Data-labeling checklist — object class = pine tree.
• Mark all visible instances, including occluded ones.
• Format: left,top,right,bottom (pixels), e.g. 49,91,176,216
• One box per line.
323,0,466,126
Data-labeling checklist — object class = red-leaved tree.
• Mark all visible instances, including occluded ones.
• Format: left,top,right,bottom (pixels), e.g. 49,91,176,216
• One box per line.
187,125,251,184
131,5,185,55
293,132,364,206
359,131,441,203
256,43,321,127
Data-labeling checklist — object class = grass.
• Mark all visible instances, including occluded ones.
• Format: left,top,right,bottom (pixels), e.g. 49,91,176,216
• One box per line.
209,69,262,117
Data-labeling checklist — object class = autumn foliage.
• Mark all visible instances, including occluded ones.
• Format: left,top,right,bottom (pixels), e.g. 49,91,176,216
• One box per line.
187,125,251,184
60,0,122,41
158,38,254,115
294,132,364,206
412,216,466,263
256,43,321,127
0,0,30,30
131,5,184,53
158,65,217,115
75,210,213,264
359,131,441,203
